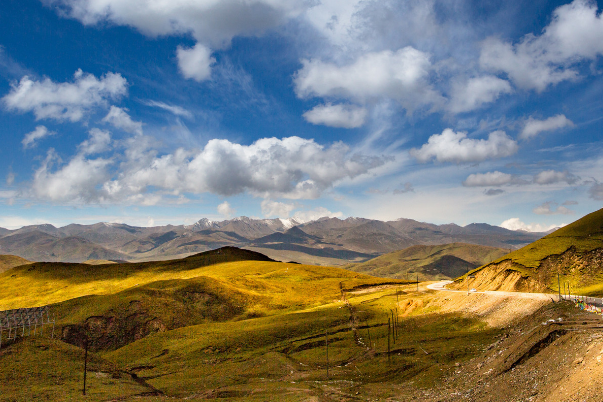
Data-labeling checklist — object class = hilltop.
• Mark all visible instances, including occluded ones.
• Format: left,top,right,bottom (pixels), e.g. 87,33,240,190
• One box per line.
0,254,31,273
345,243,508,281
0,247,400,350
455,207,603,295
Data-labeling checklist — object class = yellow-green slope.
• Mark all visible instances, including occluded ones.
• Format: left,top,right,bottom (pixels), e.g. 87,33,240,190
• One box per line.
490,207,603,269
345,243,508,281
0,247,396,311
458,208,603,295
0,247,501,401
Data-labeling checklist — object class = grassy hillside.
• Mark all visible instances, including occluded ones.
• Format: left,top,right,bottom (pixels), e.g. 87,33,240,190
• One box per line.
0,247,392,310
488,208,603,269
0,254,31,273
0,246,526,401
456,208,603,295
345,243,508,281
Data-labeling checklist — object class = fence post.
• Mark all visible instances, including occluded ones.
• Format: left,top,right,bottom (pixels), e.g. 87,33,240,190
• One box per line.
325,329,329,380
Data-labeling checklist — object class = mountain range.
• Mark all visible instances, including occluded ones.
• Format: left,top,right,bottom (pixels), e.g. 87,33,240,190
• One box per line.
0,216,547,264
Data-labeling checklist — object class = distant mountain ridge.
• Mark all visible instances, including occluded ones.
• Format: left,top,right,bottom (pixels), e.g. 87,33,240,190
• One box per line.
0,215,546,264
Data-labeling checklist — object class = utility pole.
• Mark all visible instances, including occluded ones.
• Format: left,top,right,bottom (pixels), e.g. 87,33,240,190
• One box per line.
416,274,419,292
325,329,329,380
558,273,561,302
387,317,392,364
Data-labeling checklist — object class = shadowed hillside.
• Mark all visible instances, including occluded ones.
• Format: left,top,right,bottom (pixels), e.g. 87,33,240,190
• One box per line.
0,247,401,353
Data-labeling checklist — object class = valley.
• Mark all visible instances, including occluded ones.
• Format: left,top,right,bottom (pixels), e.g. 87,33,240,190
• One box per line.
0,208,602,401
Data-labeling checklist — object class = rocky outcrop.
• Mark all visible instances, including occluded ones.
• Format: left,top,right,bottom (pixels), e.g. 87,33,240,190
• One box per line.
451,247,603,293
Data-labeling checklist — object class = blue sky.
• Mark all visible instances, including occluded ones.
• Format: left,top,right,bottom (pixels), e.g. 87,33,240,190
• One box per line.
0,0,602,230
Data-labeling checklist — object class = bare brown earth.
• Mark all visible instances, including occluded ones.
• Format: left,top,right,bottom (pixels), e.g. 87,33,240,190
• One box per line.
411,301,603,402
450,248,603,297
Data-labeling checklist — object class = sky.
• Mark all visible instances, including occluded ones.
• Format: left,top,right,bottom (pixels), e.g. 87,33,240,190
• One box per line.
0,0,602,230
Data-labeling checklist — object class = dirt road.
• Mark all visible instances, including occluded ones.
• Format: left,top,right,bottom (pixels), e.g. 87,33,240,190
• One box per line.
427,280,555,301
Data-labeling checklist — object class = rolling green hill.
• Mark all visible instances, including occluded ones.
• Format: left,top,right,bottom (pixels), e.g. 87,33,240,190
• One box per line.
0,246,514,401
345,243,509,281
0,247,401,350
456,208,603,295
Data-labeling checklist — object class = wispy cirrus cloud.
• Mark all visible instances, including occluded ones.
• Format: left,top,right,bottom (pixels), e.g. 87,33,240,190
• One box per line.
463,169,579,187
102,106,142,135
143,100,193,119
22,125,55,149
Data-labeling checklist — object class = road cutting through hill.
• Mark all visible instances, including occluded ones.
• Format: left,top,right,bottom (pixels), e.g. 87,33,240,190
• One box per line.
427,280,554,301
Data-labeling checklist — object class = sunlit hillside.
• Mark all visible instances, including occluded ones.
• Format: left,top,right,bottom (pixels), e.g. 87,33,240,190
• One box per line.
456,208,603,295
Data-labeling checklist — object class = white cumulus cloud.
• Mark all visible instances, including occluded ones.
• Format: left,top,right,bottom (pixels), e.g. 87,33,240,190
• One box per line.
463,171,515,187
410,129,518,164
217,201,235,218
49,0,307,47
294,47,443,111
78,128,112,155
2,69,127,122
102,106,143,134
520,114,574,140
22,125,55,149
27,135,389,204
292,207,343,223
261,200,296,218
500,218,564,233
303,103,368,128
49,0,308,82
533,170,579,185
480,0,603,91
533,201,574,215
176,43,216,82
32,149,112,203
